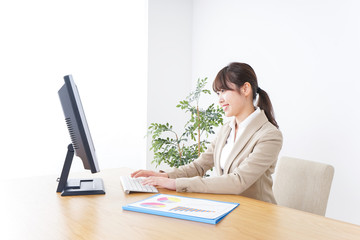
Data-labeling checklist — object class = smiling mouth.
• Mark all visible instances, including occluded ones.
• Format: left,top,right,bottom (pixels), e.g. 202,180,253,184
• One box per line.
222,104,229,110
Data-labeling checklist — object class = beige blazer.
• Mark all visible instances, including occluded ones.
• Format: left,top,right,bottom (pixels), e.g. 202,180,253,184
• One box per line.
166,110,283,204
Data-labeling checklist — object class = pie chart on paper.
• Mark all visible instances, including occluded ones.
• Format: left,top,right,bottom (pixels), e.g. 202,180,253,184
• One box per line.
140,202,166,208
157,196,181,203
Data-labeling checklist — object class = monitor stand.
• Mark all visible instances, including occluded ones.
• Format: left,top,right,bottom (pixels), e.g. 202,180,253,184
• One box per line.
56,144,105,196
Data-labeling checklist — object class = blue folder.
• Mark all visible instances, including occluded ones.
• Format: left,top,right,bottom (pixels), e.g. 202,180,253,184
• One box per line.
122,194,239,224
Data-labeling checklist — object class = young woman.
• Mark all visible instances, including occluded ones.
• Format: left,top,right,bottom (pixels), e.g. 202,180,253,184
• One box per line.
132,62,283,204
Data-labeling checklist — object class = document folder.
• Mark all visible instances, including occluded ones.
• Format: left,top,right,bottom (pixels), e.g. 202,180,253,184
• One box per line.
122,194,239,224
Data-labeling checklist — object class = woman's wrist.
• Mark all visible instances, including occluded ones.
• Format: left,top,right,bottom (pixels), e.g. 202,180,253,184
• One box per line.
159,170,169,178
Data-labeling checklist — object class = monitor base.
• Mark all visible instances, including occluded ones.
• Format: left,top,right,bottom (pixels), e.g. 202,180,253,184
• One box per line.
60,178,105,196
56,144,106,196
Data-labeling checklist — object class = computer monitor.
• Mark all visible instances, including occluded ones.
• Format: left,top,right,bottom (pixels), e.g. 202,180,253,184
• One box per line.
56,75,105,196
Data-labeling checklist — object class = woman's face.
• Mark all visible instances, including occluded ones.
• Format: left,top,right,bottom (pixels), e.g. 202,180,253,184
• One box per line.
217,82,252,119
217,82,246,118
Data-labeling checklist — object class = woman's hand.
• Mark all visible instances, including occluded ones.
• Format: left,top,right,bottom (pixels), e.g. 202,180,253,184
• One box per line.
141,177,176,191
131,169,168,178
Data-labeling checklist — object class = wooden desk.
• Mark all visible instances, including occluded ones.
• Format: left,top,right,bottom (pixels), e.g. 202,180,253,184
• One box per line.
2,168,360,240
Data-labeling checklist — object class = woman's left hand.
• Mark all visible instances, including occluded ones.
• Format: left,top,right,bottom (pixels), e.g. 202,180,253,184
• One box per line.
141,177,176,191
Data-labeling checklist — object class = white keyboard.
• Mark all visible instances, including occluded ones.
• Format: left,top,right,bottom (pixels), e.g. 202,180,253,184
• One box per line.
120,176,158,194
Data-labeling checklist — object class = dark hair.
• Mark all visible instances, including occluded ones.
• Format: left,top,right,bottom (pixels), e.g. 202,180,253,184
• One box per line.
212,62,279,128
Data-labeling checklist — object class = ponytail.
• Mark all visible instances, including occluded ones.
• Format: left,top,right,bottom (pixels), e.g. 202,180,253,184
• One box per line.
256,87,279,128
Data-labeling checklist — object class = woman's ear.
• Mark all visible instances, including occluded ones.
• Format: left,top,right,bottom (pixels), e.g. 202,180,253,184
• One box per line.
242,82,252,96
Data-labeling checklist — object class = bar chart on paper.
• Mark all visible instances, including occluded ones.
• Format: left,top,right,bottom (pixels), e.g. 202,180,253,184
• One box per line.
169,206,215,213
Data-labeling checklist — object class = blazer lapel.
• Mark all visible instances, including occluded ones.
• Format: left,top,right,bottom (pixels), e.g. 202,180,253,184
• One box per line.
214,124,231,176
223,110,268,174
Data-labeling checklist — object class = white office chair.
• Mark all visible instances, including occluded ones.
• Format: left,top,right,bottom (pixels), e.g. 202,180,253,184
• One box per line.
273,156,334,216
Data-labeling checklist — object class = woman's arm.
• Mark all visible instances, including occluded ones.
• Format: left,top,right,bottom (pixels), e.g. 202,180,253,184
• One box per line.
175,128,283,194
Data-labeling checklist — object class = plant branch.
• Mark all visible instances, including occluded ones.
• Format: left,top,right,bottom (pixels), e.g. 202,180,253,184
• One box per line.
197,105,200,157
174,132,183,158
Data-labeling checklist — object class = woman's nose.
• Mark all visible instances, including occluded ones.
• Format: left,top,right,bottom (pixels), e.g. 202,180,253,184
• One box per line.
218,95,224,103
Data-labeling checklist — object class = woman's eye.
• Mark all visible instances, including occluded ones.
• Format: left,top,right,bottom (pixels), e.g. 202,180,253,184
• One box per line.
216,89,225,95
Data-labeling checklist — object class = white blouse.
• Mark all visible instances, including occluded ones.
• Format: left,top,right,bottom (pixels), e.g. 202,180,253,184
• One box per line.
220,108,261,170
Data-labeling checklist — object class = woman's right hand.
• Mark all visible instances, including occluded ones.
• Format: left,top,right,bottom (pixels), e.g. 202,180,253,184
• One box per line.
131,169,168,178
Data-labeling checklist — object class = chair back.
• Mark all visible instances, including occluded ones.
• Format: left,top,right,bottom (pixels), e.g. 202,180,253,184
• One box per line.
273,156,334,216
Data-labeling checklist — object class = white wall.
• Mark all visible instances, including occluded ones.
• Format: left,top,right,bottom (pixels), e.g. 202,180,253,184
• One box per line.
147,0,193,170
0,0,148,179
148,0,360,225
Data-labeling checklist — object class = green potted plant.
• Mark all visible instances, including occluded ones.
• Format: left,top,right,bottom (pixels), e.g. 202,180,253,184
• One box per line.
148,78,224,168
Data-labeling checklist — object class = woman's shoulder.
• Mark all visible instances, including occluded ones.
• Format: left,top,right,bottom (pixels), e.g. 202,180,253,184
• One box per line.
258,121,283,142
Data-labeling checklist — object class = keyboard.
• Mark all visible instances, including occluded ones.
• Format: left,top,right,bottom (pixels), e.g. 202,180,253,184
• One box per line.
120,176,158,194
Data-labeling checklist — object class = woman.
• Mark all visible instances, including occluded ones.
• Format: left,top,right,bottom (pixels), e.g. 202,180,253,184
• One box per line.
132,62,283,203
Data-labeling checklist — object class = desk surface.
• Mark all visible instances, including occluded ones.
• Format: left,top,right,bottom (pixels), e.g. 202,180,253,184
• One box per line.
2,168,360,240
